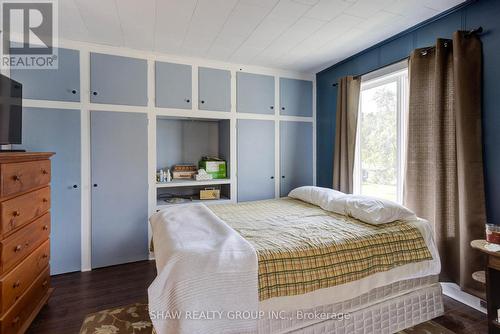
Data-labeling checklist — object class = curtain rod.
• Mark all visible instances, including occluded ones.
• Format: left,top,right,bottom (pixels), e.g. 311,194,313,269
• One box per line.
331,56,408,87
331,26,483,87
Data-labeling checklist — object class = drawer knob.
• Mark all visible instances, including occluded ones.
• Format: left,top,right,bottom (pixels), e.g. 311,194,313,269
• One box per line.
12,210,20,217
42,280,48,287
14,245,22,252
270,106,274,109
42,198,48,203
41,169,48,175
43,225,49,231
12,316,20,324
71,89,77,94
201,100,205,104
42,254,48,259
13,280,20,288
12,174,21,181
186,98,190,103
92,91,98,96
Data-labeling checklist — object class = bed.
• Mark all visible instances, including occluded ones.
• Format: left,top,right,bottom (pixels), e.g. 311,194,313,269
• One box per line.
148,188,443,334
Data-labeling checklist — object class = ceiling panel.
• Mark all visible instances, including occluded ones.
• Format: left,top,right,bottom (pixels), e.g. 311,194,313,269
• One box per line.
116,0,155,50
305,0,352,21
58,0,88,42
73,0,123,46
343,0,397,18
154,0,197,53
60,0,466,72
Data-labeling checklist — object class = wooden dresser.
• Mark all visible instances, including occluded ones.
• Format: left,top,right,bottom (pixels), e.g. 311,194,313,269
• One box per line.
0,152,54,334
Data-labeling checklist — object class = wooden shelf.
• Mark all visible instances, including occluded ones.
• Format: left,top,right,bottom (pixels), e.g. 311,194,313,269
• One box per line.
156,179,231,188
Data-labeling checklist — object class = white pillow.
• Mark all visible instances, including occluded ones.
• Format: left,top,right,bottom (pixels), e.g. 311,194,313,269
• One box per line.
344,195,416,225
288,186,347,214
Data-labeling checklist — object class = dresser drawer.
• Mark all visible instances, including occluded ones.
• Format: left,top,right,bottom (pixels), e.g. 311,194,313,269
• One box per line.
0,187,50,237
0,268,49,334
0,214,50,274
0,240,50,313
0,160,50,199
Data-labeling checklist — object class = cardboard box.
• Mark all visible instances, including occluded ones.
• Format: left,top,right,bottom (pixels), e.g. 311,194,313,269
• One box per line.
199,160,226,179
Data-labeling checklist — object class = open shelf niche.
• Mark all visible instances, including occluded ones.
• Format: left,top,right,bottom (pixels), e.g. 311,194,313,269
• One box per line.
156,116,231,208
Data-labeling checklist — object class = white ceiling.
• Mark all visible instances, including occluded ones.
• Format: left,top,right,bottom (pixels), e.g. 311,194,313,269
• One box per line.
60,0,466,73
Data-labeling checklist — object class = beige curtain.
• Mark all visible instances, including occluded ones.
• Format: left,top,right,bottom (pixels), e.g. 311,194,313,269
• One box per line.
333,76,361,193
404,31,486,296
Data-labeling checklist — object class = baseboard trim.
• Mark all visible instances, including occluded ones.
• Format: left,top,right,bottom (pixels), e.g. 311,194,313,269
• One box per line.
441,282,487,314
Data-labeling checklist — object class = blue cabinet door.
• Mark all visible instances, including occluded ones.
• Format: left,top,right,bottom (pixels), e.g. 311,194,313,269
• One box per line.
90,111,148,268
198,67,230,112
280,121,313,197
90,53,148,106
156,61,192,109
279,78,313,117
237,119,275,202
236,72,275,114
10,48,80,102
13,108,81,274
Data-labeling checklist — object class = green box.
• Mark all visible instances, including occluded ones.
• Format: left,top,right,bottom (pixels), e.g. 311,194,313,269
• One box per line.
199,160,226,179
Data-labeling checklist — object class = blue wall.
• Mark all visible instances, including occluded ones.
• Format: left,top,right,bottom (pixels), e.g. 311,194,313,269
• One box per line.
316,0,500,225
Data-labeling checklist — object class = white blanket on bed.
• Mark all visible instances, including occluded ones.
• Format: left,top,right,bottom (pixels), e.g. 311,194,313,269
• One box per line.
148,203,258,334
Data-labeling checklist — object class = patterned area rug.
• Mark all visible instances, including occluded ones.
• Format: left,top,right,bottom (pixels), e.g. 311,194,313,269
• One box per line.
80,303,454,334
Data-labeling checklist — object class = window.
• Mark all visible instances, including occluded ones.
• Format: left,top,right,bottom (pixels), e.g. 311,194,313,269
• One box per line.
353,64,408,203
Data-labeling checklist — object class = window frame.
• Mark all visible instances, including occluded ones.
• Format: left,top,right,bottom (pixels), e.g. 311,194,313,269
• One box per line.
353,65,408,203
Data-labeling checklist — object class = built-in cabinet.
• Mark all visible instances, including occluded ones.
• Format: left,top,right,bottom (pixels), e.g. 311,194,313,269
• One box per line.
198,67,231,112
90,111,149,269
156,62,192,109
13,45,314,273
280,78,313,117
90,53,148,106
237,119,275,201
280,121,314,196
13,107,82,275
10,47,80,102
236,72,275,114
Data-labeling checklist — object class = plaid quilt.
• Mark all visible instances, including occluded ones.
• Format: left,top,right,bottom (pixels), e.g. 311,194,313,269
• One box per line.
208,198,432,301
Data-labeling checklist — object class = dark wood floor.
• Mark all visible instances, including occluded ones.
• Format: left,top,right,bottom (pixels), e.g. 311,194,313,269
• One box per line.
28,260,488,334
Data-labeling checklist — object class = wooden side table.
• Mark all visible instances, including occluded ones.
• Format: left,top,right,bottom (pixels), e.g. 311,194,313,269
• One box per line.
471,240,500,334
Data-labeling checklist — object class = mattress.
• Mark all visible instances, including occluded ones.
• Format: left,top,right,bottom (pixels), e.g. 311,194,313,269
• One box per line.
208,198,439,308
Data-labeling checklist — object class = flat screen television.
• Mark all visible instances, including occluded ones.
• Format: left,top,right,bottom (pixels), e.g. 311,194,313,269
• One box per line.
0,74,22,145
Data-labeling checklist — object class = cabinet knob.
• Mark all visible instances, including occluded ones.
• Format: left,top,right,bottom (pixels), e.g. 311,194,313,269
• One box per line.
93,184,98,187
92,91,98,96
201,100,205,104
186,99,190,103
282,175,285,179
42,254,48,259
281,107,285,110
41,169,48,175
14,245,22,252
13,210,20,217
12,174,21,181
73,184,78,189
270,106,274,109
42,198,48,203
43,225,49,231
71,89,77,94
270,176,274,179
13,280,20,288
42,280,48,287
12,316,20,324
